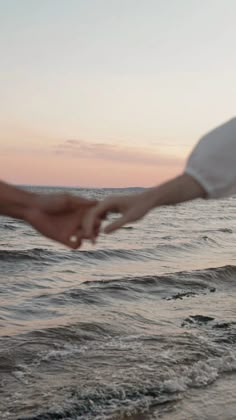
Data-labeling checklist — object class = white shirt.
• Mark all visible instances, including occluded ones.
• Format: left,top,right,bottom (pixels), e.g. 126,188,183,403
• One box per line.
185,117,236,198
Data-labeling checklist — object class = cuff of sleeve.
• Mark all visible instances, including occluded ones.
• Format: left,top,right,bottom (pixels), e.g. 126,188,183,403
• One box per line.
184,167,216,199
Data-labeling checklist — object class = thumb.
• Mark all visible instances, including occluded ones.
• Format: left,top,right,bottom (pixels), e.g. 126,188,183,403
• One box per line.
104,214,130,234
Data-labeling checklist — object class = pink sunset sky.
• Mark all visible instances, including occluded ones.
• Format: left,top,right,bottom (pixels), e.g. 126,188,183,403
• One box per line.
1,1,235,187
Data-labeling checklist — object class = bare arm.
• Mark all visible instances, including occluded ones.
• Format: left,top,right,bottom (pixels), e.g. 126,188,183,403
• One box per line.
0,180,96,248
82,173,206,236
139,173,206,211
0,180,35,219
83,117,236,237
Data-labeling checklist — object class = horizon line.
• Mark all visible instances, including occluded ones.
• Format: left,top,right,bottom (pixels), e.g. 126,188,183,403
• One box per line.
18,183,146,190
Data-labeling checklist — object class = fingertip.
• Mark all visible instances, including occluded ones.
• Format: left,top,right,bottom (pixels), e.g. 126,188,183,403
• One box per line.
68,239,81,250
84,228,93,239
104,225,113,234
67,232,83,249
104,219,125,234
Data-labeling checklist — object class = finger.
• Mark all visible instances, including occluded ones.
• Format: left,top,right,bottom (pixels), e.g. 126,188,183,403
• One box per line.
67,233,83,249
62,236,82,249
83,203,112,238
82,209,100,239
104,214,130,234
78,214,101,245
91,223,101,244
71,224,98,247
62,223,84,249
94,223,100,238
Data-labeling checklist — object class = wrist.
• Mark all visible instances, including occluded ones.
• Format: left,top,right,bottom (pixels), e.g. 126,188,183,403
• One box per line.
134,189,158,214
140,173,206,211
138,187,162,211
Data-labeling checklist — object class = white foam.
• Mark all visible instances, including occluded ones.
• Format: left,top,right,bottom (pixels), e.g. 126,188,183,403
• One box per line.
162,351,236,394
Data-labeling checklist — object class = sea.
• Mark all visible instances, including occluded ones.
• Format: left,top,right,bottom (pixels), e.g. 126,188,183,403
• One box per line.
0,186,236,420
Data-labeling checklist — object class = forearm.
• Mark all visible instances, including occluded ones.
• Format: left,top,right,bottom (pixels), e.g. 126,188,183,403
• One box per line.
0,181,36,219
140,173,206,212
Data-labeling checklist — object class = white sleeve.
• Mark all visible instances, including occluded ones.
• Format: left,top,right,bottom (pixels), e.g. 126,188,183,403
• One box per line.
185,117,236,198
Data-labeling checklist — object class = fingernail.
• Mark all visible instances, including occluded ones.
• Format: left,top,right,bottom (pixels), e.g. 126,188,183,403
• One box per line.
69,235,78,243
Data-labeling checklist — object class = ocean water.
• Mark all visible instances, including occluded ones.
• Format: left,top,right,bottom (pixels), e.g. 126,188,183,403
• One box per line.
0,187,236,420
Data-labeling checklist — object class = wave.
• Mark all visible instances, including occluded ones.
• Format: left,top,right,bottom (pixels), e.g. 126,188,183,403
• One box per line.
0,232,222,265
0,248,58,263
16,351,236,420
0,247,153,265
24,265,236,314
0,223,17,231
218,228,233,233
83,264,236,297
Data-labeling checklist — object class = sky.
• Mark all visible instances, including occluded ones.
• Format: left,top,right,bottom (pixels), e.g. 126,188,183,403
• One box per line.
0,0,236,187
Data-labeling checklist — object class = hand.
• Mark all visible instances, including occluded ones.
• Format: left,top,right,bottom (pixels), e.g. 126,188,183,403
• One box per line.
24,193,97,248
81,174,207,242
81,192,153,239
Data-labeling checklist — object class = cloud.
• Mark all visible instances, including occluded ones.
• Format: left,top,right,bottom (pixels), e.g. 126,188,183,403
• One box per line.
54,139,184,167
0,121,185,170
